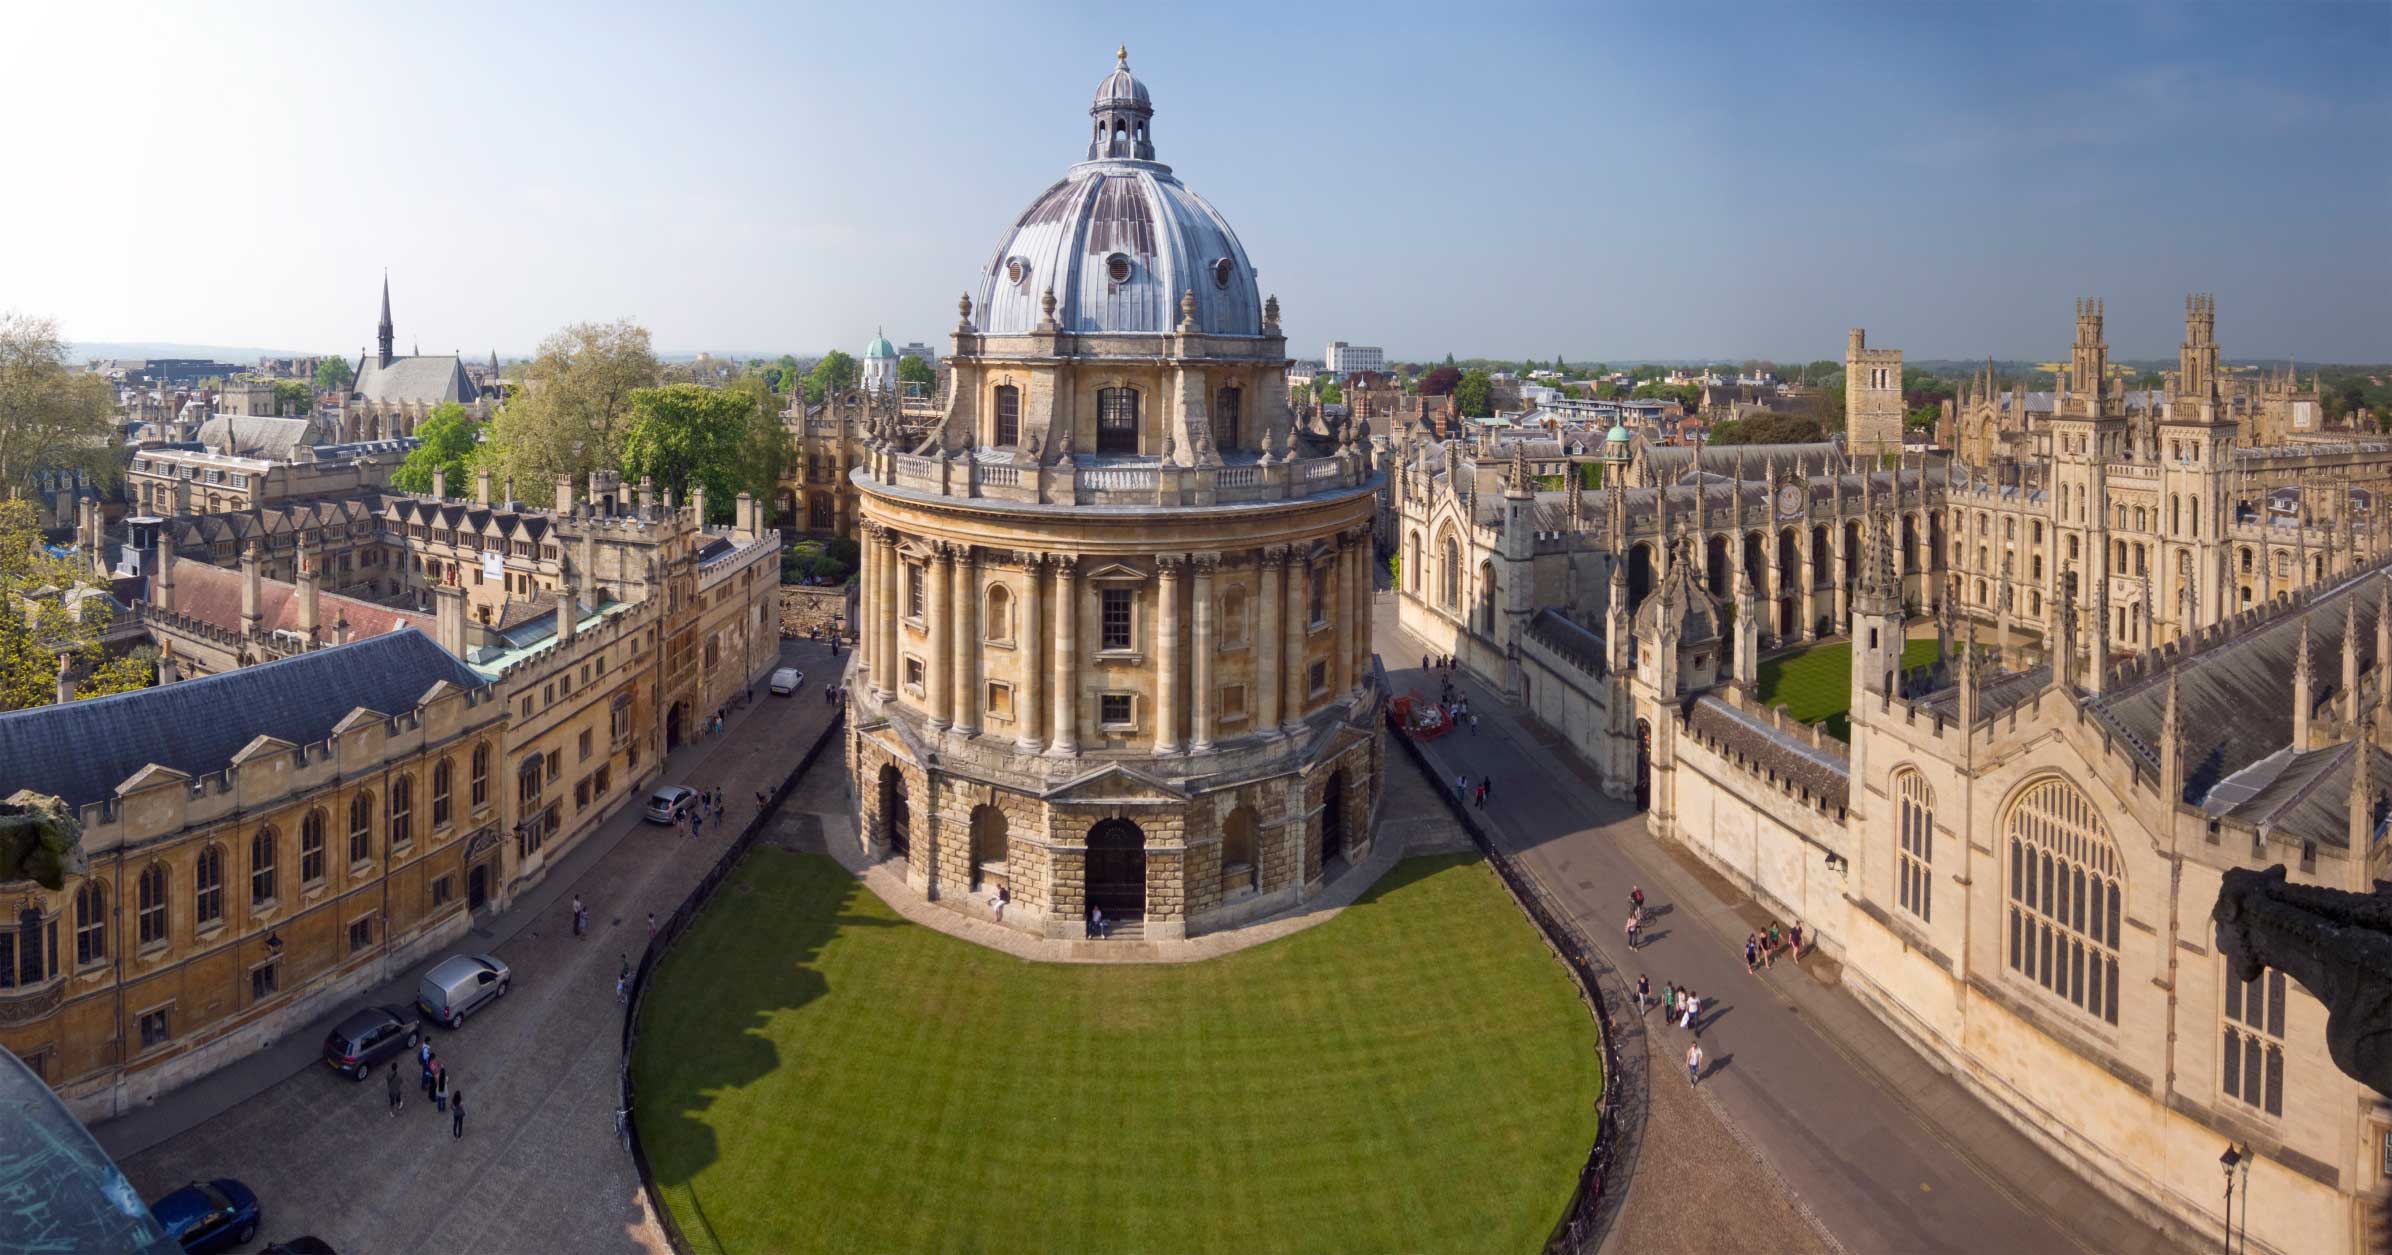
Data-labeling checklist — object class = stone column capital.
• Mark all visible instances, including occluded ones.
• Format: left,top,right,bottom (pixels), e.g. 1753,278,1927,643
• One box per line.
1191,553,1221,577
1260,545,1290,570
1016,550,1049,572
1157,553,1186,574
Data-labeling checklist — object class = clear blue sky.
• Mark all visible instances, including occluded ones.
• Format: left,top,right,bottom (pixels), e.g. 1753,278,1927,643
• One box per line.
4,1,2384,363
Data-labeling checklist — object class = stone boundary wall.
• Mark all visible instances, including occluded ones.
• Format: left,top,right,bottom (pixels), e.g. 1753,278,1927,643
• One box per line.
777,583,853,639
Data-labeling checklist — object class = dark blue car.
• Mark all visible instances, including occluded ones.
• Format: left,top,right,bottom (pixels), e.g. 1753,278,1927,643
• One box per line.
148,1178,260,1254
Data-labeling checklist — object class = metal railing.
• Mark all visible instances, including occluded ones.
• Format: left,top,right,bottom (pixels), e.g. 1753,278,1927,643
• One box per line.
1384,713,1639,1255
617,708,847,1255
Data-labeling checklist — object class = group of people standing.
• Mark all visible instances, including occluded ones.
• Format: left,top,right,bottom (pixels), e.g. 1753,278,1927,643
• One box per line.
385,1040,467,1138
675,788,731,841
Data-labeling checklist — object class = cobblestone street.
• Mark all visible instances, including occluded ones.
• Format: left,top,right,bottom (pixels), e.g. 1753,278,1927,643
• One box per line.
110,640,846,1255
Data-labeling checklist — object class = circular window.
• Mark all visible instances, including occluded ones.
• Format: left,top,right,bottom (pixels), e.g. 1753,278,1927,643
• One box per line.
1005,256,1030,287
1105,252,1132,284
1212,257,1234,289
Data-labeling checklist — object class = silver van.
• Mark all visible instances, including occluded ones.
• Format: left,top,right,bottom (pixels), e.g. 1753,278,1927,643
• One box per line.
417,954,512,1029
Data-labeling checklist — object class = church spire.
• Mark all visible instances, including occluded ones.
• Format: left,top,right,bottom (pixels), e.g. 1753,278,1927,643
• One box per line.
377,272,395,366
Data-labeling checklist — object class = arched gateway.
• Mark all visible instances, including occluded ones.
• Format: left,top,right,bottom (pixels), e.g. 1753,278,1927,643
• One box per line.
1084,819,1147,920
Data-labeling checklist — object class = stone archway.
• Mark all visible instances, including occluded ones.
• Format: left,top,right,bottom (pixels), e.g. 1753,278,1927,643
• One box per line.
969,804,1008,891
666,701,688,751
878,765,910,858
1085,818,1146,920
1320,771,1347,868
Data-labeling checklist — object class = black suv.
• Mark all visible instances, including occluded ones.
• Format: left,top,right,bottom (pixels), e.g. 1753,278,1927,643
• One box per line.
321,1005,421,1081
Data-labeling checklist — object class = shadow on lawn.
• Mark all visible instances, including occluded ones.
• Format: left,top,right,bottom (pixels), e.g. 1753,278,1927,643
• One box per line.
633,849,898,1206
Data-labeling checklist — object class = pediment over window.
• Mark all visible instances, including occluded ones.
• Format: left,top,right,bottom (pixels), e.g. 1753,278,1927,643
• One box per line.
1083,562,1149,584
1044,762,1185,803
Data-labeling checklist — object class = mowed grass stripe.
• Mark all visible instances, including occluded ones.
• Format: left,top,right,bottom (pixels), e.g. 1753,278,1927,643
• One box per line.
632,850,1600,1255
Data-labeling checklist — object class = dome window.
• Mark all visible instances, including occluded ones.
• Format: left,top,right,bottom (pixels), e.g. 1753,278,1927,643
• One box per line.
1105,252,1133,285
1212,257,1234,289
1005,256,1031,287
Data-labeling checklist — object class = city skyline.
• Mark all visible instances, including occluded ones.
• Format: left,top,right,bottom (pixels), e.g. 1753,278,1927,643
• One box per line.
5,1,2386,363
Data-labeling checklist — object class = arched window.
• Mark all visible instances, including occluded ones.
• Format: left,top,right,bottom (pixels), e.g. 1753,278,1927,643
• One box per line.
195,845,224,927
2005,777,2122,1026
432,758,453,829
74,881,106,966
1405,531,1421,593
300,809,327,884
1096,387,1140,454
2221,963,2286,1117
1896,770,1933,924
993,384,1020,447
137,864,167,947
1440,533,1460,609
250,827,278,906
471,741,490,808
984,583,1014,643
349,792,374,863
1212,386,1242,450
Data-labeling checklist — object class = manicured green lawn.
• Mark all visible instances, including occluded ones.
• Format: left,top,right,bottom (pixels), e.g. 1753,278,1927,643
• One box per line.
632,851,1601,1255
1754,635,1942,741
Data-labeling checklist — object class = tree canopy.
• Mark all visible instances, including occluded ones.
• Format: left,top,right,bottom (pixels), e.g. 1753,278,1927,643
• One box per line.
314,355,355,394
1453,369,1495,417
1417,365,1461,396
0,499,152,711
802,350,859,404
618,383,789,524
1707,412,1826,446
895,355,936,389
0,314,117,499
475,320,660,507
272,379,313,417
389,402,481,497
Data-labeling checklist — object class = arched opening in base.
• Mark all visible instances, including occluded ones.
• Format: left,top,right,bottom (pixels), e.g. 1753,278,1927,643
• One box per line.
1085,818,1147,922
878,765,910,858
1320,771,1347,869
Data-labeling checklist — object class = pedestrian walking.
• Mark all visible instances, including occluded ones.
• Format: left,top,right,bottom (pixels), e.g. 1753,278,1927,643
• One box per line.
1687,1037,1704,1086
616,972,628,1004
1469,713,1480,736
1791,920,1804,957
1482,774,1493,801
1635,973,1651,1016
1474,782,1487,809
433,1058,449,1111
387,1061,403,1115
1626,913,1641,951
451,1090,466,1139
756,790,769,811
1680,993,1696,1032
420,1051,435,1098
646,912,657,942
571,895,585,939
1745,935,1758,974
1766,922,1780,967
1421,654,1429,672
1662,984,1676,1022
1454,772,1468,799
1630,885,1645,917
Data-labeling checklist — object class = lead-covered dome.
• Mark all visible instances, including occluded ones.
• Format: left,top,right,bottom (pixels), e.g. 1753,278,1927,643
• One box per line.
975,51,1263,339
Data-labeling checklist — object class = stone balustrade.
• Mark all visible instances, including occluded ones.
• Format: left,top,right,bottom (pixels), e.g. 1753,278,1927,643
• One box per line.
868,448,1370,510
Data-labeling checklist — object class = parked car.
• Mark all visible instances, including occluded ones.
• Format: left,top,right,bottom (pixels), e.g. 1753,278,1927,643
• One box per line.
418,953,511,1029
769,667,805,695
263,1240,336,1255
645,786,697,824
148,1178,260,1254
321,1005,420,1081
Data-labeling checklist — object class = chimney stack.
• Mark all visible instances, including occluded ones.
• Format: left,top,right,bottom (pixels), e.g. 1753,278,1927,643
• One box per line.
556,551,578,644
692,483,708,527
638,476,655,517
432,467,448,499
240,542,264,638
154,528,177,614
476,468,493,507
297,542,322,644
54,653,74,705
556,474,575,517
434,575,467,658
157,641,179,686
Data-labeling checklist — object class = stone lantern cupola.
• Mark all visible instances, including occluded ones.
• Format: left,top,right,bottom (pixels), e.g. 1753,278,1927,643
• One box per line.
1089,46,1155,161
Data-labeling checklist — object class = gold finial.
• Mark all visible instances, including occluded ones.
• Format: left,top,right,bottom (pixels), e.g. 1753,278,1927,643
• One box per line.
1117,45,1128,66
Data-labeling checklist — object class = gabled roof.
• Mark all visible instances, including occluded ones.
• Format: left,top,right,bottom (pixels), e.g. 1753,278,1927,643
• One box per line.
158,557,432,640
353,354,479,407
0,629,486,809
195,415,323,460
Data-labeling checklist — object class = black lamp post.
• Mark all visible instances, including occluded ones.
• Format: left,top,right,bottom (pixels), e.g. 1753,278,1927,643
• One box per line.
2217,1144,2243,1255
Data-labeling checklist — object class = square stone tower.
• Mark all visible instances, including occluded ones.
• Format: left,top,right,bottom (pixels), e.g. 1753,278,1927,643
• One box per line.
1845,328,1905,459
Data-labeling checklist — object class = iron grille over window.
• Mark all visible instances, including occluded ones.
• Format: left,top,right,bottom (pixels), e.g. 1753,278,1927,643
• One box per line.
1097,388,1139,454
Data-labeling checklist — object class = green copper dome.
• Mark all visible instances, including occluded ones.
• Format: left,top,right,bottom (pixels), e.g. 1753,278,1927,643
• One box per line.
864,329,896,360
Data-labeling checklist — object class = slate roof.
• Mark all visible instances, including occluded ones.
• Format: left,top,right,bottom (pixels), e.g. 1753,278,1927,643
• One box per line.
1525,608,1607,676
0,629,486,809
1686,695,1850,810
195,415,324,460
352,355,479,407
159,557,432,639
2200,739,2392,850
2088,567,2390,800
1641,439,1846,485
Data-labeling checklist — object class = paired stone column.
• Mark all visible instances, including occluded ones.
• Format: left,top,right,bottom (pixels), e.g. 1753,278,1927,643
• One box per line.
1156,555,1184,753
1016,553,1046,752
1257,547,1285,734
858,523,878,680
1190,556,1217,751
875,525,901,700
1349,527,1371,691
1332,539,1354,696
953,545,979,736
927,542,953,729
1050,558,1079,755
1282,548,1309,734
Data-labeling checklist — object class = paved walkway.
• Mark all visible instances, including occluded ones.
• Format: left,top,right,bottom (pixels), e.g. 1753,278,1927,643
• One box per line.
112,639,846,1255
1383,598,2181,1255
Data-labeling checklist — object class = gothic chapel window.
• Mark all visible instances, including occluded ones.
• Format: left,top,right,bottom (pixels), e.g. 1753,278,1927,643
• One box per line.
2005,778,2123,1026
2222,964,2286,1117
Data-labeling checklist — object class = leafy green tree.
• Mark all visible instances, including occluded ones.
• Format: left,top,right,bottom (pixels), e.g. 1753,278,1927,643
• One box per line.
1454,369,1495,417
314,355,354,394
1708,412,1826,446
0,499,150,710
895,355,936,390
476,320,659,506
802,350,859,404
618,384,781,524
272,380,313,417
390,403,480,496
0,314,117,499
1417,365,1461,396
1314,376,1343,406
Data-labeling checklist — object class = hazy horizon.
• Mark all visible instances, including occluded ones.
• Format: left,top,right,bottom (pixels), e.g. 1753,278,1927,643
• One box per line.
7,1,2386,365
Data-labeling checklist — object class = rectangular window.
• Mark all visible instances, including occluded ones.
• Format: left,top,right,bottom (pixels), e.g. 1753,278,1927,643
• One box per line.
1220,684,1247,722
579,729,593,762
1309,566,1326,625
986,682,1013,721
139,1008,171,1050
1096,387,1139,454
904,656,925,691
1099,693,1134,727
907,565,925,618
1309,660,1328,695
1101,589,1133,650
2221,965,2287,1118
994,385,1020,447
250,961,279,1003
433,876,454,907
576,777,593,811
348,918,373,954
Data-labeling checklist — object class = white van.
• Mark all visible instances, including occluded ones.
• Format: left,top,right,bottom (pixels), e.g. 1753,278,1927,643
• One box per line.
769,667,805,695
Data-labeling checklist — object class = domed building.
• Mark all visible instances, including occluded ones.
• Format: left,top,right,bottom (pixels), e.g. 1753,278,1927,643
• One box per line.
845,49,1385,939
861,328,897,393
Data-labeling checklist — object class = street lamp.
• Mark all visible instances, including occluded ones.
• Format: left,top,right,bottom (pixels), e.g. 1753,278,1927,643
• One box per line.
2217,1144,2243,1255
